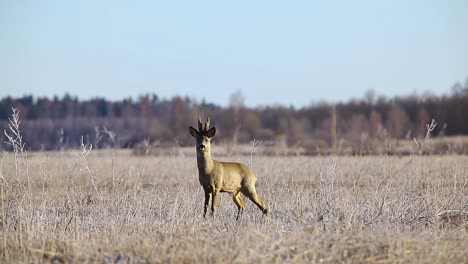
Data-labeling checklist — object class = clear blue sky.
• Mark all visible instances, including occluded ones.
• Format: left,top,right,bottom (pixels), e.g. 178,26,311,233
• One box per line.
1,0,467,107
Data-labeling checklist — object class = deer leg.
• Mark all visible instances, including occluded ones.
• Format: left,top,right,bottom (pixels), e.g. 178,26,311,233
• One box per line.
211,188,221,217
243,187,268,215
232,192,246,221
203,186,211,218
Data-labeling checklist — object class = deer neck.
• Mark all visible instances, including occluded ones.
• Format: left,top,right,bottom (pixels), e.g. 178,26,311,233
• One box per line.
197,150,215,174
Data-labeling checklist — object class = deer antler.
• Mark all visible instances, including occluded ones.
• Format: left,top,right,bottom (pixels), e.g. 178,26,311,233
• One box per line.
198,117,203,131
204,117,210,131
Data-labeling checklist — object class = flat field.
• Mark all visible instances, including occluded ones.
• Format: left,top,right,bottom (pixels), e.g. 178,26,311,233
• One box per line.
0,150,467,263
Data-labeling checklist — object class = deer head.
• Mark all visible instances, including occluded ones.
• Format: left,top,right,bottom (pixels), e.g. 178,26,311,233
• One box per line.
189,117,216,153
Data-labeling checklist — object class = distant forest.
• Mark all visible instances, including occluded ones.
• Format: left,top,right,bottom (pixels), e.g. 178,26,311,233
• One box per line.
1,81,468,151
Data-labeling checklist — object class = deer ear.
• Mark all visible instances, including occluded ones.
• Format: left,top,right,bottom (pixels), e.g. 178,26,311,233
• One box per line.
206,127,216,138
189,126,199,137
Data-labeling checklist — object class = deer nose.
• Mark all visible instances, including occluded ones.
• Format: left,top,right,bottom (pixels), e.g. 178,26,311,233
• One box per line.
199,144,206,151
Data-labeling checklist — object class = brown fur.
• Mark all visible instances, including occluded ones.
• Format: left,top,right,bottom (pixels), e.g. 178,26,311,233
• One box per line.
189,117,268,220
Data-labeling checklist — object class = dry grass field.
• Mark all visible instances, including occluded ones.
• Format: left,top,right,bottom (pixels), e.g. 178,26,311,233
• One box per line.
0,148,467,263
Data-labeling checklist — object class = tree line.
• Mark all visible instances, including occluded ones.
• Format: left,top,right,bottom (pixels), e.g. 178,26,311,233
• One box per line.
1,81,468,152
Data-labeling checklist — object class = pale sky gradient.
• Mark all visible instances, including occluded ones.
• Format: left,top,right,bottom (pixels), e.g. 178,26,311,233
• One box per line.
1,1,467,107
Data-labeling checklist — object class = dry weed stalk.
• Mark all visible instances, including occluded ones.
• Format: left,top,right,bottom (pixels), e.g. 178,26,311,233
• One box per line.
0,153,9,190
102,126,117,148
413,119,437,156
249,138,260,169
1,185,6,260
3,108,26,184
141,138,152,156
3,108,24,153
76,136,100,198
3,108,31,200
102,127,117,191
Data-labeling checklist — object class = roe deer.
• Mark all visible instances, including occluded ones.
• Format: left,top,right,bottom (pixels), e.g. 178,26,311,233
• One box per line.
189,117,268,220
